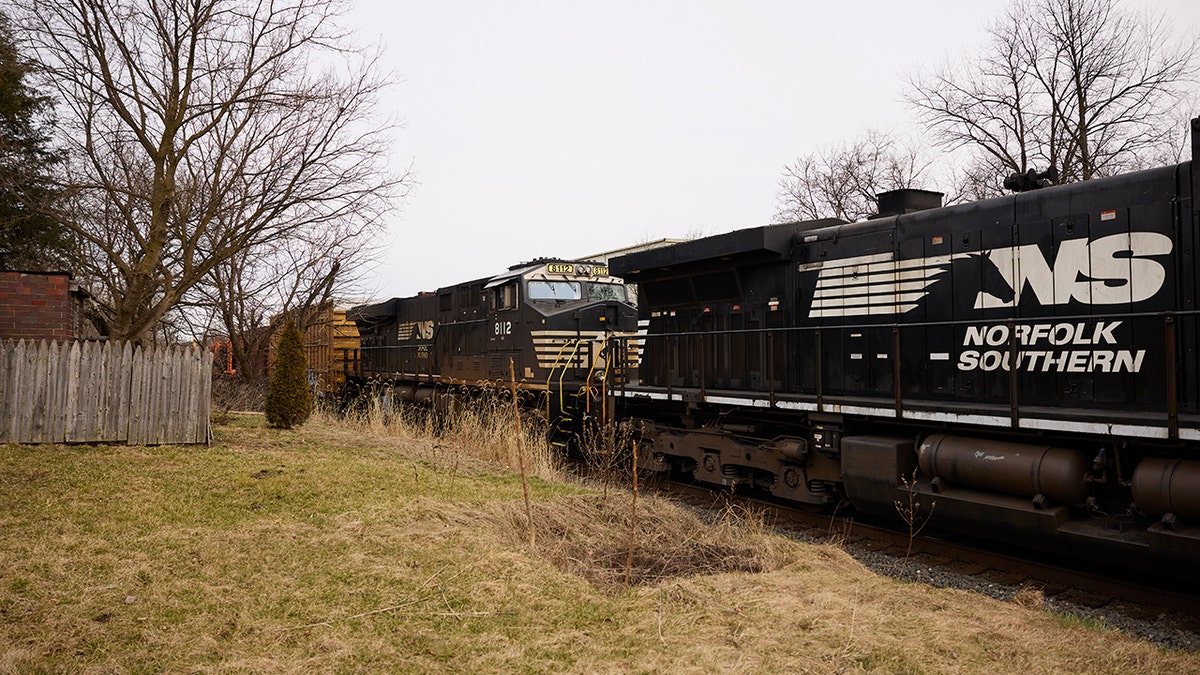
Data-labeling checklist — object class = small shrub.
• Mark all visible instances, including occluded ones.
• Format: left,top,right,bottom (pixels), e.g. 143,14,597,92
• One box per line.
265,321,312,429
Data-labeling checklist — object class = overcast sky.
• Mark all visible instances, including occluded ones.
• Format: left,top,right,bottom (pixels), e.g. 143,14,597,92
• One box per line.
345,0,1200,301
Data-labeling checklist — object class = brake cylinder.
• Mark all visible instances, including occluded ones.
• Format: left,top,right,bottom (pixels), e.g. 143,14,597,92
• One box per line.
917,434,1088,505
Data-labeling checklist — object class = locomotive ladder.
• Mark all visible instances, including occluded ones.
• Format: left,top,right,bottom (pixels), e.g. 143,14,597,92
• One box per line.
545,337,614,451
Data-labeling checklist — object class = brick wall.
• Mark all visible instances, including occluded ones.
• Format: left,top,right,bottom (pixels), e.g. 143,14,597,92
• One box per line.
0,271,74,341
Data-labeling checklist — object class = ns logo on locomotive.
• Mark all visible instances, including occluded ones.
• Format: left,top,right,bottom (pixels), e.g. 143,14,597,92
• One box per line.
607,118,1200,576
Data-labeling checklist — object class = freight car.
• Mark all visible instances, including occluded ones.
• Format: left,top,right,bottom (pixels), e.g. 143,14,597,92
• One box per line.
345,259,638,445
267,304,360,395
607,119,1200,574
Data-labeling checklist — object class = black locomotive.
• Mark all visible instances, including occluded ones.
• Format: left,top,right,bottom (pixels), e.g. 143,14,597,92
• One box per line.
608,119,1200,574
347,259,638,445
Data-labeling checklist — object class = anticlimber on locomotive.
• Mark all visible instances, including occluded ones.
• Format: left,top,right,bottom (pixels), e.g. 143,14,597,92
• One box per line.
607,119,1200,574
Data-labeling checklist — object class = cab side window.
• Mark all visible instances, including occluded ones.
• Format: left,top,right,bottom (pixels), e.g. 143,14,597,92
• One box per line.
492,282,518,311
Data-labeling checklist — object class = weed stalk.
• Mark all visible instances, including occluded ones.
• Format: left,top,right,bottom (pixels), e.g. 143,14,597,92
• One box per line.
894,468,935,577
625,431,638,589
510,358,534,549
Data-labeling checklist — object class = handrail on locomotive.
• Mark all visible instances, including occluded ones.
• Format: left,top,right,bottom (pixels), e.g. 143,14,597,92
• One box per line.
602,309,1193,439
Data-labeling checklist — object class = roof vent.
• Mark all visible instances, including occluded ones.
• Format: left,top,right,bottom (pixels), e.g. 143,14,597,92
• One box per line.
875,189,943,218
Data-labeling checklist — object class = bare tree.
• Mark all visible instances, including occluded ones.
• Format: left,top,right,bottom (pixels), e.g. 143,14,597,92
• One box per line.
185,211,384,381
905,2,1046,199
13,0,407,343
909,0,1197,190
774,130,932,223
1034,0,1195,180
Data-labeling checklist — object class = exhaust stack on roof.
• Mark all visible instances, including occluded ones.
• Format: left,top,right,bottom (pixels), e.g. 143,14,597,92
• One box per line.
875,189,943,218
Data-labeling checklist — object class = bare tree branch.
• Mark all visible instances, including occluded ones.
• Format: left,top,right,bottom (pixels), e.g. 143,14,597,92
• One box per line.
908,0,1197,189
13,0,410,343
773,131,934,223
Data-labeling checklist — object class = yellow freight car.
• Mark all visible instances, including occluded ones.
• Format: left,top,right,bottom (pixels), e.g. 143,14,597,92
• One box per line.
268,304,360,396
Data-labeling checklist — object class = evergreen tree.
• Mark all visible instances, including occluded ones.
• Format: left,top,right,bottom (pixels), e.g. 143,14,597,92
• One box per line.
0,10,67,270
265,321,312,429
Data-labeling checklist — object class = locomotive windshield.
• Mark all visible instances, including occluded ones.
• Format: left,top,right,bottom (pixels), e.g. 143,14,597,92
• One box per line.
525,279,628,303
527,280,582,300
585,282,627,302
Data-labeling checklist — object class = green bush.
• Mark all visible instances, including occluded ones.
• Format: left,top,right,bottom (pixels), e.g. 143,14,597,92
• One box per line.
265,321,312,428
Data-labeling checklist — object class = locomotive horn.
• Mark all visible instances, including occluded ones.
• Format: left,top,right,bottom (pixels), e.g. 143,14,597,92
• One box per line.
1003,166,1057,192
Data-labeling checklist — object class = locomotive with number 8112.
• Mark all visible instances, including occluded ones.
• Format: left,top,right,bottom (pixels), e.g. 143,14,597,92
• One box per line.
344,258,638,443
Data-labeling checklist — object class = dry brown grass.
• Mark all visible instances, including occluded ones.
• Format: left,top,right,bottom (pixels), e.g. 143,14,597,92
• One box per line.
1,411,1195,674
492,494,790,591
1012,584,1046,610
331,387,561,481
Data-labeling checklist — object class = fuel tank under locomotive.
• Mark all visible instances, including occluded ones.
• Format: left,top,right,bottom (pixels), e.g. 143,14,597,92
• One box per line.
840,434,1200,570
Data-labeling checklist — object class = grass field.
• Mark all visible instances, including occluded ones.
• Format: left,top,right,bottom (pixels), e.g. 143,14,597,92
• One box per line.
1,410,1196,673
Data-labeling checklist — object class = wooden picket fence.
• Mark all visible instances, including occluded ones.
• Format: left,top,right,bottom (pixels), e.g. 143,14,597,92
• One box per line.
0,339,212,445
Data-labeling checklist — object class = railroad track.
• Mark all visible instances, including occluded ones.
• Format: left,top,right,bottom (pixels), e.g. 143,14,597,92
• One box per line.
657,479,1200,639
